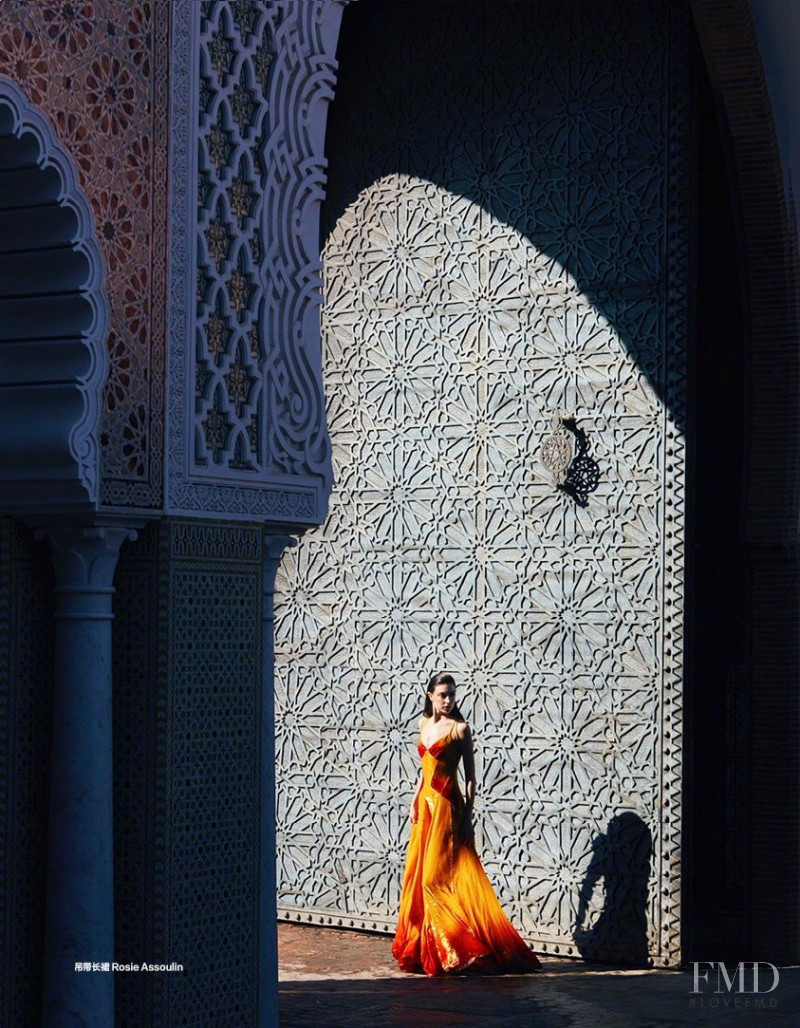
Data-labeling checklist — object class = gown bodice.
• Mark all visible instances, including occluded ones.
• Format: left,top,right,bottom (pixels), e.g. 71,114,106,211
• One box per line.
417,721,462,802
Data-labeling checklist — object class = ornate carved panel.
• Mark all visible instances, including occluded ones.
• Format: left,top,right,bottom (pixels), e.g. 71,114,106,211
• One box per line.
194,0,282,476
113,520,265,1025
274,0,689,966
0,1,170,509
167,0,340,523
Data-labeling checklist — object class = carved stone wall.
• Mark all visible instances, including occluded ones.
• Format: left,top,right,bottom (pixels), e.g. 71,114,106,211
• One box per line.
0,0,338,523
0,0,170,509
274,0,690,966
194,0,282,477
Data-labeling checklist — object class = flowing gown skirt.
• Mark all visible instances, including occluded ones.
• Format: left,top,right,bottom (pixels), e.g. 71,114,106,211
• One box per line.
392,733,540,976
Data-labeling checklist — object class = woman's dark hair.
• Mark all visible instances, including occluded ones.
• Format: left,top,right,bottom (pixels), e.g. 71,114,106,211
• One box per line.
423,671,465,721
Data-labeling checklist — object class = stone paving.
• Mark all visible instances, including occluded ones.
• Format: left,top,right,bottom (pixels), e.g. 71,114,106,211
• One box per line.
279,923,800,1027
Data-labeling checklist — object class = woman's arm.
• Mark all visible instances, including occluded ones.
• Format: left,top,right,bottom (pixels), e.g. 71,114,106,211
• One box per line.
409,715,426,824
409,771,423,824
458,722,476,843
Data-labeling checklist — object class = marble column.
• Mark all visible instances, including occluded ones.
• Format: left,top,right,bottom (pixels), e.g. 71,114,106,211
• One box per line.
259,533,297,1027
40,523,136,1027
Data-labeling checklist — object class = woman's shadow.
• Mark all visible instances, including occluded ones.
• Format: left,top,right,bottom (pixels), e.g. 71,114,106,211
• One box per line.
573,812,652,966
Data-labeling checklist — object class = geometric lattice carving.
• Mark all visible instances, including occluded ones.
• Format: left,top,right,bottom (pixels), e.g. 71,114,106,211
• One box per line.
166,560,263,1022
195,1,280,474
260,0,341,488
275,0,690,967
112,521,264,1025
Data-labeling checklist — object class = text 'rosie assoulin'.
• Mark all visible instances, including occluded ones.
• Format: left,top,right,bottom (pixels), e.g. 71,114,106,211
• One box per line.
112,962,184,973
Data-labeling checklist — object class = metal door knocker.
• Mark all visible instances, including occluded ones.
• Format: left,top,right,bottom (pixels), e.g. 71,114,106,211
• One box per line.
541,412,600,508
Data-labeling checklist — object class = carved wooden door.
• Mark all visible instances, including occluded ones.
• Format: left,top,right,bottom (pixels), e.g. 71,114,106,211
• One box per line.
274,0,689,965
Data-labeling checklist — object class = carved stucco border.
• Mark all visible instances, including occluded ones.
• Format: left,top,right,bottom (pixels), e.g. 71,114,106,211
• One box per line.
166,0,341,524
658,1,691,965
261,0,344,489
0,76,108,513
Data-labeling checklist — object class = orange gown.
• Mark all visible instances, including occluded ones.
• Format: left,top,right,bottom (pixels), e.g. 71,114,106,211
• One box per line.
392,720,541,976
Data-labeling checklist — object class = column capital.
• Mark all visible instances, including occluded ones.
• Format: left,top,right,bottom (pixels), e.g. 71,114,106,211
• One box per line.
264,531,299,567
36,521,140,592
262,531,301,596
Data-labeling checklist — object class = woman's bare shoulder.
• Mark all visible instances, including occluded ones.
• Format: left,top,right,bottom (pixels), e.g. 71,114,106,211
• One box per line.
454,720,471,741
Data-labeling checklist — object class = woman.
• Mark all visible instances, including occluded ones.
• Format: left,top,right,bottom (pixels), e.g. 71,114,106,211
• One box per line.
392,672,541,975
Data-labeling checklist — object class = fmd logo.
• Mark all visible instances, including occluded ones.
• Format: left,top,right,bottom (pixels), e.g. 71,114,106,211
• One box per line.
690,962,780,1009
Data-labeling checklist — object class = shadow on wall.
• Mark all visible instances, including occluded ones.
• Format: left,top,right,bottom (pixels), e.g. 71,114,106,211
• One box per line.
324,0,692,436
573,812,652,967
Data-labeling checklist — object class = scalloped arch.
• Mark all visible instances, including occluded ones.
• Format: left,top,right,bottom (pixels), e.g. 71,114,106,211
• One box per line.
0,76,108,515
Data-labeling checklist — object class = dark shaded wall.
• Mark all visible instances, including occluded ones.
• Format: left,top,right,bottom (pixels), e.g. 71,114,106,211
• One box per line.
0,517,273,1024
689,0,800,964
0,520,53,1026
684,34,750,960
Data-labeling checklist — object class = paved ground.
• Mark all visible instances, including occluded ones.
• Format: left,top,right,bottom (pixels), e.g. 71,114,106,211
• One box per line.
279,923,800,1027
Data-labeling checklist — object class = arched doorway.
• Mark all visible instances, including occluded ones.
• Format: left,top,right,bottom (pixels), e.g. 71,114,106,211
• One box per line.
276,0,691,966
